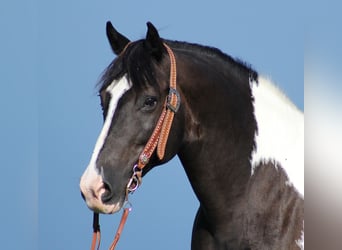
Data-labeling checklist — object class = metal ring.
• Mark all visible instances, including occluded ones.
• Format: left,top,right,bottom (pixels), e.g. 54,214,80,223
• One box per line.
127,175,139,193
133,164,141,173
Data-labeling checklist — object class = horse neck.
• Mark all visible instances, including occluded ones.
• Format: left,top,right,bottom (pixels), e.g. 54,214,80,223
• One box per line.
175,50,256,223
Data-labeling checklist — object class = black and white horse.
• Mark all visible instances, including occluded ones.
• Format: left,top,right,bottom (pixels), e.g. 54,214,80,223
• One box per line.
80,22,304,249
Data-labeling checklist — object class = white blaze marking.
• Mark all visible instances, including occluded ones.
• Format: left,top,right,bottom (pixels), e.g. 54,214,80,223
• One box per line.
251,76,304,196
80,75,132,191
90,76,131,168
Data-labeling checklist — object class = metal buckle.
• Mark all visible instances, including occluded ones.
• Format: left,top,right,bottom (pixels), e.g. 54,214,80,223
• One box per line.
166,87,181,113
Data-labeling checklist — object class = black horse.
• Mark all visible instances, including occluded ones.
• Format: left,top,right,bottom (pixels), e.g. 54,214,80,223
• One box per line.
80,22,304,250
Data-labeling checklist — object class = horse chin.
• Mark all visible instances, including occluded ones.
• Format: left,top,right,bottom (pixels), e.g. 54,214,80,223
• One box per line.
86,199,123,214
84,187,124,214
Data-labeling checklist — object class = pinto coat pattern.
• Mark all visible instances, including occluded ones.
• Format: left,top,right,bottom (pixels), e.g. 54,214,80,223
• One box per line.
80,22,304,250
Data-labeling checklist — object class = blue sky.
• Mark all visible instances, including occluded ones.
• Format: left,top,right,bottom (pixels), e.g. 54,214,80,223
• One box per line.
1,0,341,249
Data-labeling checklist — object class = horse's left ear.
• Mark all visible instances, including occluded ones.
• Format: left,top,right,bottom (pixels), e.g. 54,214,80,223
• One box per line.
106,21,131,55
145,22,165,60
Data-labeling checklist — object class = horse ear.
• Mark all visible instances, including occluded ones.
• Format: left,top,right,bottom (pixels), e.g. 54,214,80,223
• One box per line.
145,22,164,60
106,21,130,55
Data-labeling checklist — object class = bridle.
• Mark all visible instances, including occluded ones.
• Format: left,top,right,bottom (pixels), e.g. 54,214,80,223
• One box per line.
90,42,180,250
90,43,180,250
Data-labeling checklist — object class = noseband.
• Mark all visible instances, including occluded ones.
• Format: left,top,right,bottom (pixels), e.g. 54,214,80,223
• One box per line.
90,43,180,250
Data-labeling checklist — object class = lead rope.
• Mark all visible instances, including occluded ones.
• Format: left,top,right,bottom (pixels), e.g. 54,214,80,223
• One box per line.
109,208,130,250
91,201,132,250
91,213,101,250
89,42,179,250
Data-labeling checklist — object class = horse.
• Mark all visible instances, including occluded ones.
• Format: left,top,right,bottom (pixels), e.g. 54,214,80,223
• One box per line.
80,21,304,250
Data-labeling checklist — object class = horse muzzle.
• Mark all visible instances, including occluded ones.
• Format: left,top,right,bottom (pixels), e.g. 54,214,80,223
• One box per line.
80,167,123,214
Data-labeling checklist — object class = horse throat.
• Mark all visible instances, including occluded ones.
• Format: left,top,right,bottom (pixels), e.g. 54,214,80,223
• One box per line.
176,59,256,226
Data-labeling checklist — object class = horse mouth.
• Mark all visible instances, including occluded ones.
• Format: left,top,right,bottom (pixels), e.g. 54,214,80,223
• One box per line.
87,199,122,214
83,187,123,214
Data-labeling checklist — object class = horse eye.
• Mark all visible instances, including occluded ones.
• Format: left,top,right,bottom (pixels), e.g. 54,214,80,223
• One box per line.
142,96,157,111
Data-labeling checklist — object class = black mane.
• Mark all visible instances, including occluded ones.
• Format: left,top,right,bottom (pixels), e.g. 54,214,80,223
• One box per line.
168,40,258,81
98,39,258,92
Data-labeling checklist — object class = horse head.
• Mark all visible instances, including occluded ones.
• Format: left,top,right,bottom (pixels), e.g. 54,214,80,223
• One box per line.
80,22,184,214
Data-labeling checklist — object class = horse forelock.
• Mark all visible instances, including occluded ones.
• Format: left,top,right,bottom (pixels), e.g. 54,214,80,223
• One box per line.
98,41,166,95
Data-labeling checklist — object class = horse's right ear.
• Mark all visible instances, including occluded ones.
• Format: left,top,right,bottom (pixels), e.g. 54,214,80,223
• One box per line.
145,22,165,61
106,21,130,55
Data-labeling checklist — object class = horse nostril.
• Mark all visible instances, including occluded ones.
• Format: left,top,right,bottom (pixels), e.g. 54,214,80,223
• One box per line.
101,180,114,203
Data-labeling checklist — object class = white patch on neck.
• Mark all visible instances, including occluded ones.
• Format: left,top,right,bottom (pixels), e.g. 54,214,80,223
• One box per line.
251,76,304,196
81,76,132,184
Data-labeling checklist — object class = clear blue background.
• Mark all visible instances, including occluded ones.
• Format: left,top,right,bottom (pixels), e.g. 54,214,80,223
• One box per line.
3,0,339,249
